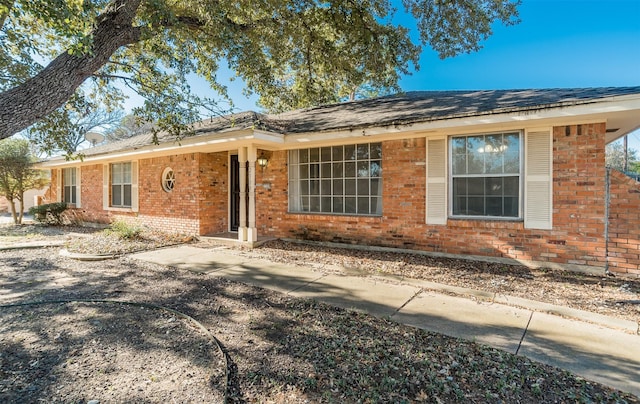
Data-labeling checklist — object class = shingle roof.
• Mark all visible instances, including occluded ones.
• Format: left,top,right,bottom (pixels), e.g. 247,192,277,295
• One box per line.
81,87,640,157
81,111,263,156
270,87,640,133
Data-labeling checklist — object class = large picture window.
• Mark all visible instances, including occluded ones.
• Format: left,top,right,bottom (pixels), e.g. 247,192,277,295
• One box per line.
289,143,382,215
111,162,132,207
62,167,77,205
450,132,521,218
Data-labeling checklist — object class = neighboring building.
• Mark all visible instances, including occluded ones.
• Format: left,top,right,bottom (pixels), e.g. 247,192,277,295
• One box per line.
0,188,47,214
37,88,640,276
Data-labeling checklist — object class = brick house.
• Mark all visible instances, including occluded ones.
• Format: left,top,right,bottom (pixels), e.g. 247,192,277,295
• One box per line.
38,88,640,276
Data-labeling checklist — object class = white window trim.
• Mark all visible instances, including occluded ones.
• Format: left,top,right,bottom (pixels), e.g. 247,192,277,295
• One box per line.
447,131,524,220
288,143,383,216
62,167,77,206
161,167,175,192
55,169,62,203
58,167,81,208
103,161,138,212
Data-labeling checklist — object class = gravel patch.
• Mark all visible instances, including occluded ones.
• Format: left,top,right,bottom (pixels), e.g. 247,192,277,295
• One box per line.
227,239,640,324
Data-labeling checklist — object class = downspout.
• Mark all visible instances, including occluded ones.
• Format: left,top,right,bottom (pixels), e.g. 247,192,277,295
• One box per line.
604,167,611,275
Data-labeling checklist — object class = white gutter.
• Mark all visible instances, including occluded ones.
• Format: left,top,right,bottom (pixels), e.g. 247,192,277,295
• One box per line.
37,129,285,168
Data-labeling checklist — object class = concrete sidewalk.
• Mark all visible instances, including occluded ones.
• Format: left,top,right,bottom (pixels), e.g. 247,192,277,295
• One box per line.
132,245,640,397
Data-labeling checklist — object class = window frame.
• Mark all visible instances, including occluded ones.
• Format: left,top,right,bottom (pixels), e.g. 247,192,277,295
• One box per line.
448,131,524,220
62,167,77,205
110,162,132,208
288,143,383,216
161,167,175,192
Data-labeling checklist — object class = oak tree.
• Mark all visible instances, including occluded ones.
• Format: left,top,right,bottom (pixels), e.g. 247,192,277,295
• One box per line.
25,95,124,157
0,0,520,149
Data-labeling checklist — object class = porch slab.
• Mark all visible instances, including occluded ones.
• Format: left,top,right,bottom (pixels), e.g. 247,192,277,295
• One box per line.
199,233,276,248
289,275,421,317
392,292,531,353
519,312,640,397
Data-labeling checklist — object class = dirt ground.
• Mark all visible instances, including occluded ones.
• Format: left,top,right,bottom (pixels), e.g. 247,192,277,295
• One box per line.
1,225,638,402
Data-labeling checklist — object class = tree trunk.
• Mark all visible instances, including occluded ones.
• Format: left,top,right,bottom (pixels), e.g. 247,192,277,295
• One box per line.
17,194,24,224
9,198,17,224
0,0,143,139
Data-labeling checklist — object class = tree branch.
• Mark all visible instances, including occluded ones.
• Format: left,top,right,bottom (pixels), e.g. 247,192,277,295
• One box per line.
0,0,144,138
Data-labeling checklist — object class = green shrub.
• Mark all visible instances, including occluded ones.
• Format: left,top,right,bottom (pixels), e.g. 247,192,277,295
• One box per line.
107,220,143,240
29,202,68,225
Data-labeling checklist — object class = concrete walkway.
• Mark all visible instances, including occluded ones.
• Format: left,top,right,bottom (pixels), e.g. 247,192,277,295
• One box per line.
131,245,640,397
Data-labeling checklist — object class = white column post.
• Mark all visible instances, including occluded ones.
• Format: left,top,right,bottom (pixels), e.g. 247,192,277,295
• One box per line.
247,146,258,242
238,147,248,242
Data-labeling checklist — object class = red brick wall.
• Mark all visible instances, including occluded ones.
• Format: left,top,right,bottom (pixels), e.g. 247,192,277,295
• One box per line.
136,154,200,234
608,169,640,276
551,123,607,267
66,152,229,235
43,169,58,204
196,152,228,235
256,123,617,273
256,150,289,236
78,164,111,224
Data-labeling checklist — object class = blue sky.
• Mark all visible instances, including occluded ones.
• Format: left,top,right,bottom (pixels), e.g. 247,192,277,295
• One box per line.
395,0,640,148
124,0,640,146
398,0,640,91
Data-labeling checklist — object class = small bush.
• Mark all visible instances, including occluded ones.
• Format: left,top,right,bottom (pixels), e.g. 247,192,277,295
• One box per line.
107,220,143,240
29,203,68,225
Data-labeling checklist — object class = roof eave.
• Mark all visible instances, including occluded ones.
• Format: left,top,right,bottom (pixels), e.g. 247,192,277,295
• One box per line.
36,128,285,168
282,95,640,147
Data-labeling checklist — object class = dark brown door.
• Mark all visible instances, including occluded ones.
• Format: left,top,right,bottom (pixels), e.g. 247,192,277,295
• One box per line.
230,155,240,231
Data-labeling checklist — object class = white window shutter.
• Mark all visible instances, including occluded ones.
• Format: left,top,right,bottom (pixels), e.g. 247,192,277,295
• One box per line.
426,137,447,225
131,161,139,212
76,167,82,208
524,129,553,229
55,169,62,203
103,164,110,210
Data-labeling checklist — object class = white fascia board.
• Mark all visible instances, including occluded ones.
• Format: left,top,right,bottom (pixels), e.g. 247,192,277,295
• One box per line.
252,130,285,146
37,129,285,168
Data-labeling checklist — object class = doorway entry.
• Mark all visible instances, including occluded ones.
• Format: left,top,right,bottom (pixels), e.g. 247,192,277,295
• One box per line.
230,155,240,231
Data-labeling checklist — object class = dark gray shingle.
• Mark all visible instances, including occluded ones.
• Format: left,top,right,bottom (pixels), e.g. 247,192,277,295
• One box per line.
80,87,640,157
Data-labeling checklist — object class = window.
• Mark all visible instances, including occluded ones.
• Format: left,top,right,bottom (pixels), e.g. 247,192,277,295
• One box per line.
111,162,132,207
450,132,521,218
162,167,175,192
289,143,382,215
62,168,77,204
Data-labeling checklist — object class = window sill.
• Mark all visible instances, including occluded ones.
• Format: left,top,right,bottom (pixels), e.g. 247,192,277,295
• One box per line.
288,211,382,218
448,216,523,222
105,206,134,213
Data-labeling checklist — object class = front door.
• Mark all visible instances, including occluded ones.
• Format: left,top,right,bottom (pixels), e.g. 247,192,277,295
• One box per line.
230,155,240,231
